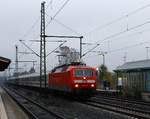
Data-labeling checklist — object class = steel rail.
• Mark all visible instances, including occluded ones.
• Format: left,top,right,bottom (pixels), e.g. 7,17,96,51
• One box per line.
90,98,150,115
3,87,38,119
96,93,150,107
83,100,150,119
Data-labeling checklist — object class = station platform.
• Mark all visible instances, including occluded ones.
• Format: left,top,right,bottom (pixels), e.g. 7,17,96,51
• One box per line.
0,87,28,119
0,90,7,119
97,89,119,92
96,89,120,96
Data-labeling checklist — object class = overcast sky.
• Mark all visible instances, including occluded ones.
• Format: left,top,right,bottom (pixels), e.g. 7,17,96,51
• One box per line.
1,0,150,73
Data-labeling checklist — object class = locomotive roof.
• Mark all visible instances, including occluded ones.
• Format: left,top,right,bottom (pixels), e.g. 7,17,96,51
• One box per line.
54,62,86,69
51,62,95,73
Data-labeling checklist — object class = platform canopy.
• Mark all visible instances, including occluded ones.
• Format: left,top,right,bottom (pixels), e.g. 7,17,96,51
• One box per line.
0,57,11,71
114,59,150,72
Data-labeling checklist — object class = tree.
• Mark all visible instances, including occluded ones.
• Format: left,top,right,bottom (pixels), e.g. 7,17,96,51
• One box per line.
97,64,113,89
29,67,35,73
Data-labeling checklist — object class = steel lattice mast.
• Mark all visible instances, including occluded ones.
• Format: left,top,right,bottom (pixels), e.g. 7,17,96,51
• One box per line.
40,2,47,88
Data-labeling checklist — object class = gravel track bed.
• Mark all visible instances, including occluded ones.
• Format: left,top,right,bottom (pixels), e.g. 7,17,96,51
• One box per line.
94,94,150,112
91,97,150,113
9,86,130,119
4,88,61,119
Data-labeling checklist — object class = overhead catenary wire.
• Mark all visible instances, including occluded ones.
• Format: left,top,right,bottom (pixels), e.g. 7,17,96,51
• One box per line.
109,41,150,53
18,0,53,59
82,3,150,56
20,0,61,39
85,2,150,35
83,40,150,60
18,1,150,67
20,0,55,40
93,19,150,44
45,12,80,35
45,13,101,56
19,0,69,60
20,17,40,40
81,3,150,60
46,0,53,10
19,40,40,57
45,0,70,28
32,0,71,40
83,21,150,60
100,27,150,44
53,19,81,35
46,41,67,57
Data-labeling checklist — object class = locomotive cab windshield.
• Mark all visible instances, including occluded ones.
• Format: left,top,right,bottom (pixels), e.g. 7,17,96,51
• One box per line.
74,69,94,77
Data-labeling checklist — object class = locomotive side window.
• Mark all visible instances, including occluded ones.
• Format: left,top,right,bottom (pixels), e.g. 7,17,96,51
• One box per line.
74,69,93,77
55,67,62,73
62,66,68,72
51,68,56,73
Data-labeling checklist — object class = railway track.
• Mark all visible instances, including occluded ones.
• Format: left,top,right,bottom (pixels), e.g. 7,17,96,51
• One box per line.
82,98,150,119
93,96,150,111
3,86,66,119
5,85,150,119
96,93,150,107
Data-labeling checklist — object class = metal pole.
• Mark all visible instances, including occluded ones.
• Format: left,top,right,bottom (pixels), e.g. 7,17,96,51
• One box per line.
43,2,47,89
15,45,18,77
103,54,105,65
8,65,11,77
80,37,82,59
116,72,118,91
33,62,35,69
40,5,42,88
40,1,47,88
146,47,149,59
123,52,127,63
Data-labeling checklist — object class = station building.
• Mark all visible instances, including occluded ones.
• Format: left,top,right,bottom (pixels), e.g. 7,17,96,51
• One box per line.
114,59,150,101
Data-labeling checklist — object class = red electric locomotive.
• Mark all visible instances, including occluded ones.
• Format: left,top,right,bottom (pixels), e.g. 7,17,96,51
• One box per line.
48,62,96,95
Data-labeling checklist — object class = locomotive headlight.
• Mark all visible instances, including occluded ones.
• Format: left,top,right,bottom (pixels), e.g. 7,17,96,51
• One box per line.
91,84,94,87
75,84,79,88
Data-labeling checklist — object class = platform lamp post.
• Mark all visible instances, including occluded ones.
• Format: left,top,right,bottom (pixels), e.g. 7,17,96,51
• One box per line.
15,45,19,77
146,47,149,59
92,51,107,66
99,52,107,89
91,51,107,89
98,51,107,66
